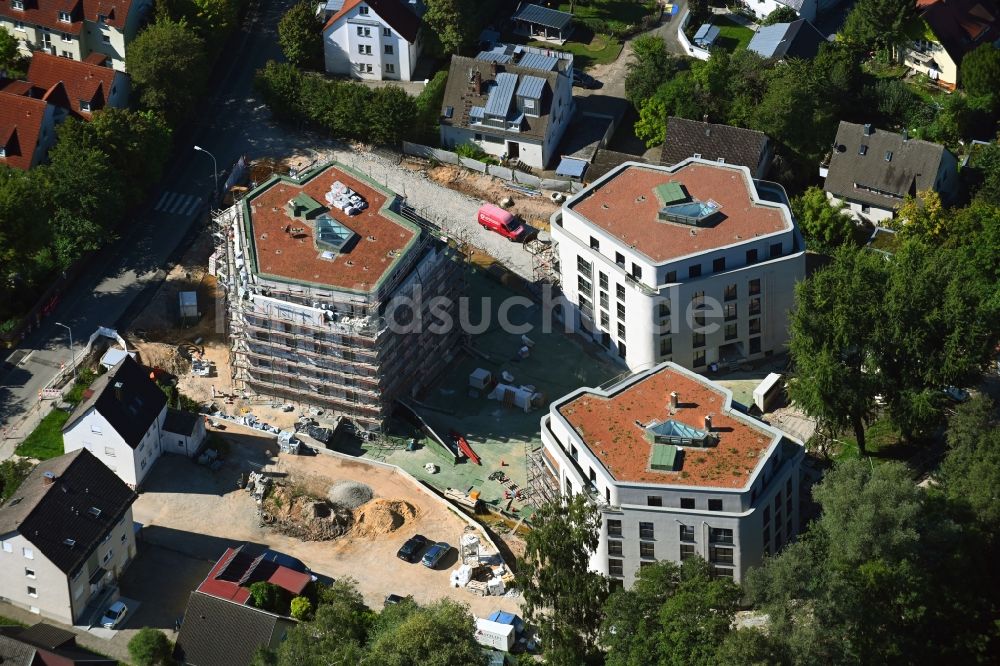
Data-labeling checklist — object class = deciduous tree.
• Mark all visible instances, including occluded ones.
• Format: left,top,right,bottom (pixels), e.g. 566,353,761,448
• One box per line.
279,0,324,69
939,396,1000,525
760,6,798,25
366,85,417,145
960,42,1000,99
127,627,174,666
791,186,856,251
126,18,209,124
364,600,486,666
624,35,680,108
423,0,470,56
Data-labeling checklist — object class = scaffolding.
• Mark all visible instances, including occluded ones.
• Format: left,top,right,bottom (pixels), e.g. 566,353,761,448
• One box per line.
524,445,559,510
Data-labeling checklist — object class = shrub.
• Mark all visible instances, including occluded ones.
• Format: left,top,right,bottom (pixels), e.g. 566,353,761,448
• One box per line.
290,596,313,620
454,143,489,161
249,582,289,614
127,627,173,666
0,459,34,502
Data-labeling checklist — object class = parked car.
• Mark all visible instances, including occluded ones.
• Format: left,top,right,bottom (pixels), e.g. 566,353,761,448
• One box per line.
478,204,525,241
943,386,970,402
384,593,412,607
571,70,600,89
396,534,428,562
421,541,451,569
100,600,128,629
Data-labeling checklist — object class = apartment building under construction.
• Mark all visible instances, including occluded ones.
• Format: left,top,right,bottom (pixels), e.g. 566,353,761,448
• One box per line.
216,161,462,429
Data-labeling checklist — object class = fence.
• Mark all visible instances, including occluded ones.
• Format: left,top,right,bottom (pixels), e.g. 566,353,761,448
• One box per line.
677,11,712,61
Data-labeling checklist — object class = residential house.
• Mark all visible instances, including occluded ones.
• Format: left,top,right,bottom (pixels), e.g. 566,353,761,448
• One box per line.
0,52,129,122
540,361,805,587
660,117,773,179
901,0,1000,89
511,3,574,43
197,545,312,606
0,449,138,625
174,591,295,666
748,0,819,22
822,121,959,222
0,0,153,71
0,623,117,664
0,91,57,169
62,355,206,489
746,18,826,60
552,158,805,371
439,47,574,169
323,0,423,81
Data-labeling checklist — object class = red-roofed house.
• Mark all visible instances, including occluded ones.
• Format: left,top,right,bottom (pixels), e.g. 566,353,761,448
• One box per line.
323,0,424,81
197,546,312,606
0,0,152,71
24,51,129,118
0,90,57,170
901,0,1000,89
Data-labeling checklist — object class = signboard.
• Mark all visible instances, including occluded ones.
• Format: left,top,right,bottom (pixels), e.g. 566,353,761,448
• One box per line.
40,388,62,400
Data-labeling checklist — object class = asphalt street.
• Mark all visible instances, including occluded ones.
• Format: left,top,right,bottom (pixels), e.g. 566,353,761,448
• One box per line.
0,0,299,455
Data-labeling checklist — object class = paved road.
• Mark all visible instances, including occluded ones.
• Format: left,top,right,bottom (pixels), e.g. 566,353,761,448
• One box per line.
0,0,301,456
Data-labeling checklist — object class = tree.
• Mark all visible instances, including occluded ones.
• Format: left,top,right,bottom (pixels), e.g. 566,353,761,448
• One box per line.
279,0,324,69
960,42,1000,99
714,629,792,666
127,627,174,666
517,494,608,665
939,397,1000,525
412,70,448,143
761,6,799,25
625,35,680,108
0,27,18,72
971,142,1000,205
274,580,372,665
0,459,33,502
290,595,312,620
88,109,172,208
840,0,915,51
255,60,305,122
788,245,886,454
791,186,856,251
249,581,287,614
634,73,699,147
366,85,417,145
330,82,374,139
601,559,742,666
424,0,470,56
364,600,486,666
126,18,209,123
190,0,238,38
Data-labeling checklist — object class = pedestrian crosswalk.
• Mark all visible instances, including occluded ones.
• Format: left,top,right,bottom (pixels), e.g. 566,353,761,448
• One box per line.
153,191,203,217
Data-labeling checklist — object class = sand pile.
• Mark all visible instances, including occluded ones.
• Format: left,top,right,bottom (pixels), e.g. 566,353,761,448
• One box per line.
328,480,374,509
265,485,352,541
350,499,417,539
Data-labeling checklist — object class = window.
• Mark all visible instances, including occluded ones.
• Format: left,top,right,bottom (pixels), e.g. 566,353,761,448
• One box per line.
608,540,623,556
692,332,705,348
763,525,770,547
708,499,723,511
693,350,706,367
658,301,670,318
713,566,734,578
763,506,770,524
616,302,625,320
640,542,655,559
774,490,782,508
712,257,726,272
590,236,600,250
358,5,369,13
24,568,35,578
615,251,625,267
609,559,624,576
710,546,734,565
688,263,702,278
59,10,70,21
709,527,733,544
102,549,113,564
749,336,761,354
601,332,611,348
579,295,593,319
383,27,391,36
746,248,758,264
639,522,654,540
861,204,871,214
121,532,127,543
631,263,642,280
680,497,695,509
365,64,373,73
724,303,737,321
749,298,761,316
680,544,695,560
679,524,695,541
786,478,793,495
357,44,372,54
91,424,102,434
617,323,626,340
665,270,677,282
694,312,706,328
577,255,592,278
607,519,622,537
725,323,737,340
61,32,71,41
12,0,24,9
102,34,110,43
723,283,737,301
384,44,393,54
599,272,608,290
749,318,761,335
691,291,705,308
27,586,37,597
14,20,24,29
140,458,147,470
600,311,609,329
97,13,106,22
2,541,11,553
659,335,672,357
104,446,115,457
577,275,591,295
618,343,627,359
749,278,761,295
647,496,662,507
61,50,73,58
769,242,782,259
23,548,33,559
600,291,609,309
616,284,625,301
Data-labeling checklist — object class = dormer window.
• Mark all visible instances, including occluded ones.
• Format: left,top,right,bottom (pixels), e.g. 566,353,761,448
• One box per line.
98,13,106,22
80,99,92,111
12,0,25,10
358,5,368,13
0,147,5,158
59,10,71,22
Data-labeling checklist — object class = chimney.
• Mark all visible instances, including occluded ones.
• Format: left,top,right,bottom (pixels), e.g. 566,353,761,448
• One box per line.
114,381,124,401
43,471,56,486
669,391,678,410
470,69,483,95
704,415,713,431
489,61,497,78
863,123,873,136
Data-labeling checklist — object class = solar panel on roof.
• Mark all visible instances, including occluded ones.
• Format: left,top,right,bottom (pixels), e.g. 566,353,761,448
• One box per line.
516,74,546,100
512,3,574,31
485,72,518,117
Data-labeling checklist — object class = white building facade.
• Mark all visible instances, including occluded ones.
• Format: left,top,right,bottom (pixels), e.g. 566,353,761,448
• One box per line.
551,159,805,373
62,403,165,490
323,0,422,81
540,362,805,586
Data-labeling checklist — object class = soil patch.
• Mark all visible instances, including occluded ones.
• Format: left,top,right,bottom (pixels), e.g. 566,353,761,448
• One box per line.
264,485,353,541
350,498,418,539
425,164,558,228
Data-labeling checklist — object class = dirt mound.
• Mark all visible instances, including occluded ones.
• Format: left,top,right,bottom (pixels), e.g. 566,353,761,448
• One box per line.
328,480,374,509
264,485,352,541
131,341,191,376
350,499,417,539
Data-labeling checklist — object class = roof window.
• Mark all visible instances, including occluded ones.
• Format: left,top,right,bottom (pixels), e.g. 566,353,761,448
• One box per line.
88,507,102,518
859,144,868,156
884,151,892,162
63,538,76,547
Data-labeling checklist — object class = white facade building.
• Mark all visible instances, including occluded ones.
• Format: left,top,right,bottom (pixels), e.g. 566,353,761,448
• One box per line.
551,159,805,373
323,0,423,81
541,362,805,586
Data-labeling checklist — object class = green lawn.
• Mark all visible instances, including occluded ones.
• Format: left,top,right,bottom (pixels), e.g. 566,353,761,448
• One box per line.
833,417,905,463
527,29,623,69
16,409,70,461
714,19,754,53
0,615,26,627
557,0,651,25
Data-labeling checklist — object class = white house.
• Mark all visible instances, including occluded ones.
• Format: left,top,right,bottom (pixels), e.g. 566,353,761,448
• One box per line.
0,449,138,625
323,0,423,81
551,158,805,373
748,0,817,22
62,355,205,489
541,362,805,587
439,46,575,169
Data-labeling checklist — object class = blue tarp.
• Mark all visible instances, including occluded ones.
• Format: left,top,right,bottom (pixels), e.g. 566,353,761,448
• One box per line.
555,157,588,179
487,611,525,635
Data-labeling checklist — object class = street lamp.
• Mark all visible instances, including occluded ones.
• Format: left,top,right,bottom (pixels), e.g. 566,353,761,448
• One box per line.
54,321,77,381
193,145,218,195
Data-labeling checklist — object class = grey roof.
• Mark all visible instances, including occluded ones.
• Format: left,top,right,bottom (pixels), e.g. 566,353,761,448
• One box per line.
747,19,826,60
0,449,137,575
323,0,344,12
589,150,649,181
517,52,558,71
63,355,167,449
516,74,546,99
0,635,35,666
485,72,518,116
0,623,115,665
660,117,769,173
476,50,513,64
512,3,573,31
175,592,295,666
14,623,76,650
163,408,201,437
823,121,952,209
693,24,720,45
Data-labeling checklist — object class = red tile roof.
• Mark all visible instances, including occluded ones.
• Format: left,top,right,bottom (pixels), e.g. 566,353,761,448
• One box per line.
27,52,121,118
323,0,421,43
82,0,135,29
558,365,778,488
569,162,790,264
0,0,85,34
197,547,311,606
916,0,1000,63
0,91,49,170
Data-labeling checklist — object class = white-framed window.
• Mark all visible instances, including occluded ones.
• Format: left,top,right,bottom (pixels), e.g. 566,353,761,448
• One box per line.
102,549,113,564
383,27,390,36
61,33,71,42
385,63,395,73
1,541,11,553
358,5,368,13
58,10,70,21
356,26,370,37
25,568,35,578
14,20,25,30
27,586,37,597
61,50,72,58
104,446,115,457
12,0,25,10
384,44,393,54
23,547,33,559
365,63,372,73
91,424,102,435
357,44,371,55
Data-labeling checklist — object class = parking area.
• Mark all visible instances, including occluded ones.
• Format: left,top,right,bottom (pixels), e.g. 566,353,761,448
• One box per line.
130,433,522,617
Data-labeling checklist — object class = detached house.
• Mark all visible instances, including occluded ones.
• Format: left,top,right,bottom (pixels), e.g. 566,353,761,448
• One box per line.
23,52,129,118
323,0,423,81
0,0,153,72
197,545,312,606
175,592,295,666
660,116,773,179
901,0,1000,89
62,355,206,489
439,47,574,169
0,449,138,625
0,91,56,170
822,121,958,222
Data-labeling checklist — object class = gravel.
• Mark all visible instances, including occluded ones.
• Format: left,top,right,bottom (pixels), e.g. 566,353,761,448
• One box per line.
328,480,374,509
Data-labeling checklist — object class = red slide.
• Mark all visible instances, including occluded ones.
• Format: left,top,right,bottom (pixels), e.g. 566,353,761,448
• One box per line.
449,429,482,466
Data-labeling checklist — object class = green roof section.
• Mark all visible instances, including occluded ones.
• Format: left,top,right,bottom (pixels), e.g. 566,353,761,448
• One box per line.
650,443,678,472
654,182,687,206
286,192,326,220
